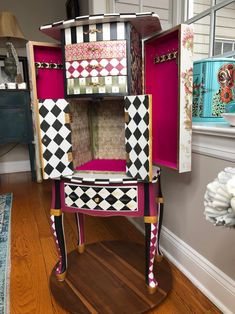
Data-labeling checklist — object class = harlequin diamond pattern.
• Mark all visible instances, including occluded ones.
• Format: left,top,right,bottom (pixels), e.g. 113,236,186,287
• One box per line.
125,95,151,181
148,223,158,288
66,58,127,78
64,184,138,211
38,99,73,179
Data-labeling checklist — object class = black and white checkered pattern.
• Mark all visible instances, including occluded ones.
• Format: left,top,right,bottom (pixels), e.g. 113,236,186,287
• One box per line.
64,183,138,212
38,99,73,179
63,22,126,45
125,95,152,181
40,13,161,41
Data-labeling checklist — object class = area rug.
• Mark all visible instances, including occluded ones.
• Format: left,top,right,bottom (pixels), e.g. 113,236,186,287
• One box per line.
0,193,12,314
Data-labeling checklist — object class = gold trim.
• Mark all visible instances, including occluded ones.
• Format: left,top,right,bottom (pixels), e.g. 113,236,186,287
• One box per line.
125,112,129,123
126,153,130,163
56,271,66,281
156,197,164,204
78,244,85,254
67,152,73,162
144,216,158,224
147,285,157,294
64,113,71,124
50,208,62,216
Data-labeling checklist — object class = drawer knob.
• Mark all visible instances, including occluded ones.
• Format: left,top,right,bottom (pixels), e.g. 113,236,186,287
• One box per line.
84,28,102,35
87,47,100,52
94,197,100,203
87,64,101,70
89,82,103,87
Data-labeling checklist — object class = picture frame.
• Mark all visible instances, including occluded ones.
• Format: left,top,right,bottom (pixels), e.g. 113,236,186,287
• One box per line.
0,56,29,86
66,0,80,19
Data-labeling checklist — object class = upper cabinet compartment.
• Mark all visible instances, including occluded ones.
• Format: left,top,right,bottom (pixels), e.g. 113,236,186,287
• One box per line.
144,24,193,173
40,13,161,98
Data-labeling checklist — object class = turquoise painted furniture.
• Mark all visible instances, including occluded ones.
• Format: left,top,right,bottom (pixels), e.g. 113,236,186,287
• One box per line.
193,58,235,122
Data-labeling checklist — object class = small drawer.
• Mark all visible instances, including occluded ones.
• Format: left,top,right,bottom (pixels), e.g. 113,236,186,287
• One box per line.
64,22,126,44
65,41,126,62
67,76,127,95
64,183,138,212
66,58,127,79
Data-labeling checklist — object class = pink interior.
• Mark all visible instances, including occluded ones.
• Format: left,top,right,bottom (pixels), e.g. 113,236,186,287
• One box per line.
76,159,126,172
34,45,64,99
145,30,179,169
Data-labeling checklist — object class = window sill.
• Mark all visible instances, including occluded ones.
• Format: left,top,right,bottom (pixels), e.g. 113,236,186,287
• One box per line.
192,122,235,162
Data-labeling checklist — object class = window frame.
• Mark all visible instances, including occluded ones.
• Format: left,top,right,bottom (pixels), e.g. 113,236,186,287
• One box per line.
184,0,235,58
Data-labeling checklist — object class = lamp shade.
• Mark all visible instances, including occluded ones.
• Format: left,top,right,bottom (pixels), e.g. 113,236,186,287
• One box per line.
0,11,27,47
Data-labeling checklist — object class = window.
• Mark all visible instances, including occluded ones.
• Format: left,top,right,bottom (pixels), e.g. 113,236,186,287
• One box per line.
185,0,235,60
112,0,173,29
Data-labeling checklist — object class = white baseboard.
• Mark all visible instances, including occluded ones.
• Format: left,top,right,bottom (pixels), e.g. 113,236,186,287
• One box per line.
0,160,30,174
127,218,235,314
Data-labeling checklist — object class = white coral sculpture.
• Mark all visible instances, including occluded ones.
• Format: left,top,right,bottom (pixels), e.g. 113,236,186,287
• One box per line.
204,167,235,228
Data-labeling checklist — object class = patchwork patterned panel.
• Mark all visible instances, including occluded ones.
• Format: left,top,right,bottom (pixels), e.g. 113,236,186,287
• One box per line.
124,95,152,181
64,22,126,45
66,58,127,79
64,184,138,212
130,25,142,94
67,76,127,95
65,41,126,61
38,99,73,179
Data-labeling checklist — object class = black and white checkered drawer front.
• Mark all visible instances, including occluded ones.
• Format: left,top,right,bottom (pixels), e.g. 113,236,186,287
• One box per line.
63,22,126,44
64,183,138,212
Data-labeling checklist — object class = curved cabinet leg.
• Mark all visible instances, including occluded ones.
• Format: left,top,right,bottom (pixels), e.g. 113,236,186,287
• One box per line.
144,216,158,294
51,180,67,281
75,213,85,253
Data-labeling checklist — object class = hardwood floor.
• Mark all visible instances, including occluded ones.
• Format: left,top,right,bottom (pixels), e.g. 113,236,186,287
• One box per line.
0,172,221,314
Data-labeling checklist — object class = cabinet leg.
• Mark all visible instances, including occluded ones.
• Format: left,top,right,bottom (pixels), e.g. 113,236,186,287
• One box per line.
156,177,164,261
51,180,67,281
75,213,85,253
144,216,158,294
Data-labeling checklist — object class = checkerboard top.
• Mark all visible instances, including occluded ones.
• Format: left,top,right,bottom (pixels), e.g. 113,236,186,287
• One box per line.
40,12,161,41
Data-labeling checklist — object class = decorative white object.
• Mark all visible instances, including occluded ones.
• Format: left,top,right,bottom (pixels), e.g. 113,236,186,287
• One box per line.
222,113,235,126
204,167,235,228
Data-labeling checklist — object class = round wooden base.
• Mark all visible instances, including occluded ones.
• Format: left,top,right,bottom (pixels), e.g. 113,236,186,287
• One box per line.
50,241,172,314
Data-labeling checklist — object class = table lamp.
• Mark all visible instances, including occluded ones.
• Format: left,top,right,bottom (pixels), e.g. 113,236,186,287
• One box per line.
0,11,27,83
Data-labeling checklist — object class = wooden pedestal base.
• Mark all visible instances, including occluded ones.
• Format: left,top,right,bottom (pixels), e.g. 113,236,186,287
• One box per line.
50,241,172,314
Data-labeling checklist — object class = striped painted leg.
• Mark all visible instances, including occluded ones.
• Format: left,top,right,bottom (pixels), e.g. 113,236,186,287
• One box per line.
75,213,85,253
144,216,158,294
155,178,164,262
51,180,67,281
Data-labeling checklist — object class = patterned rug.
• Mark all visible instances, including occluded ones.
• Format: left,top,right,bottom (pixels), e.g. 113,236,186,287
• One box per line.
0,194,12,314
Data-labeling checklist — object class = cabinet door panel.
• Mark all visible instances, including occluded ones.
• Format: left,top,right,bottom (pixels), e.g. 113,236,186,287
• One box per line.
124,94,152,181
37,99,73,179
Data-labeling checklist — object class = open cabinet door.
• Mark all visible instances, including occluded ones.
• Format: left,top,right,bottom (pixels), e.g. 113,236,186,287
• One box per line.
37,99,73,179
27,41,73,180
145,24,193,173
124,95,152,181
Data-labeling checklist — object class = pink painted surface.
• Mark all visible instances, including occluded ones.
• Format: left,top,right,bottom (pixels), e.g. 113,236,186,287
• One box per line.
76,159,126,172
34,45,64,99
145,30,179,169
60,181,145,217
149,182,158,216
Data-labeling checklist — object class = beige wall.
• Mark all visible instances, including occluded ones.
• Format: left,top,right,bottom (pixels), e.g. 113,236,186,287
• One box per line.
133,153,235,280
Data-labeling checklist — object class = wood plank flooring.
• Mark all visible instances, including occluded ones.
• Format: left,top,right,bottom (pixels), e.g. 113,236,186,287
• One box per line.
0,172,221,314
